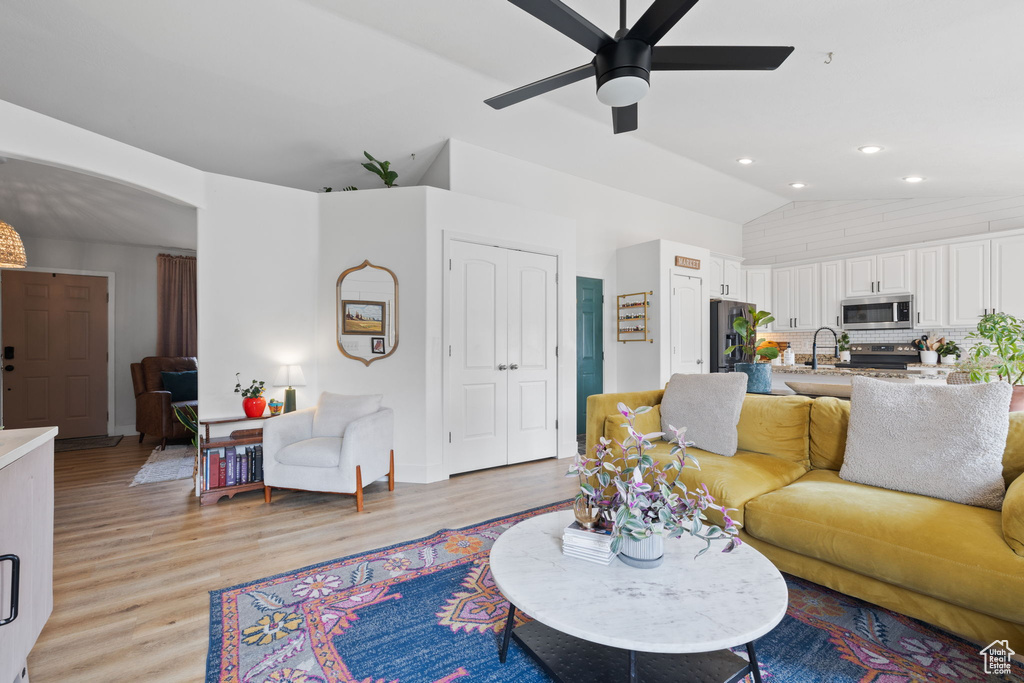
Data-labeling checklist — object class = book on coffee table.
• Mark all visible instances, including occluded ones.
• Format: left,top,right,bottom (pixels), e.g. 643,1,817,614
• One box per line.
562,521,615,565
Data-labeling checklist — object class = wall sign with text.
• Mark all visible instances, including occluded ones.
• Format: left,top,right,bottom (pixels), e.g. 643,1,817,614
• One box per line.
675,256,701,270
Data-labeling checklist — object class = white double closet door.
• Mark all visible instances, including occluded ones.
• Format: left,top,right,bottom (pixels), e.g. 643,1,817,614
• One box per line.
446,241,558,475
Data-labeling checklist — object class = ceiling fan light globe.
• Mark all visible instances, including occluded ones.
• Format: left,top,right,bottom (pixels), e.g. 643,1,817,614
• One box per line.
596,75,650,108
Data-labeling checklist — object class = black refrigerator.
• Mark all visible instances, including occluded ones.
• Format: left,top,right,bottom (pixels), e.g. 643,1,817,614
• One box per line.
710,300,755,373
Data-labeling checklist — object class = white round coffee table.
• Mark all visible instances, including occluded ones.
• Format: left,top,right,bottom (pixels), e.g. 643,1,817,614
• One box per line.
489,510,788,683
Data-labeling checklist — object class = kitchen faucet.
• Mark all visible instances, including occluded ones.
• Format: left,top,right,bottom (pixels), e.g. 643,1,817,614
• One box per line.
811,327,839,370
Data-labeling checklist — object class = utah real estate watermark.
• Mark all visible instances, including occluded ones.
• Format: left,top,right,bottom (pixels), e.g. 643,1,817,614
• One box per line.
980,640,1015,676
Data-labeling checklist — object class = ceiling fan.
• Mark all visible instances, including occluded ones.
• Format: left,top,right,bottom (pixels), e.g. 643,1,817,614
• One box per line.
485,0,795,134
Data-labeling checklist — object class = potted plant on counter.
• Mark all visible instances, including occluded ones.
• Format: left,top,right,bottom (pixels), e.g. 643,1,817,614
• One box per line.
837,332,851,363
726,306,780,394
567,403,741,568
964,312,1024,412
937,340,961,365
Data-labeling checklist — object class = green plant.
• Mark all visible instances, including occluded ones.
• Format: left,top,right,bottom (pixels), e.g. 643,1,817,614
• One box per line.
361,151,398,188
937,339,961,359
965,312,1024,385
837,332,851,352
173,404,199,449
567,403,740,557
725,306,780,363
234,373,266,398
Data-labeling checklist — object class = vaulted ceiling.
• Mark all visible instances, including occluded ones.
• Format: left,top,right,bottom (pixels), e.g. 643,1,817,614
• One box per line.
1,0,1022,233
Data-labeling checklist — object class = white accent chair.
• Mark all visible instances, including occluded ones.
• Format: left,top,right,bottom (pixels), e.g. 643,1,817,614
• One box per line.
262,392,395,511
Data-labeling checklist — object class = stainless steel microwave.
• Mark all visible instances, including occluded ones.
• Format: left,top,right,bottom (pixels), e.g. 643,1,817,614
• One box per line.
841,294,914,330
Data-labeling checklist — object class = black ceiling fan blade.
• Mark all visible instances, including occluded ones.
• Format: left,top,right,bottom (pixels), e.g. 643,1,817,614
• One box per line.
612,104,638,134
485,63,596,110
625,0,700,46
652,45,795,70
508,0,612,53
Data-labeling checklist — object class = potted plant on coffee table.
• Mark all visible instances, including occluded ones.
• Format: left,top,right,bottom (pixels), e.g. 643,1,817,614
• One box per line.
568,403,741,568
726,306,780,394
965,312,1024,411
234,373,267,417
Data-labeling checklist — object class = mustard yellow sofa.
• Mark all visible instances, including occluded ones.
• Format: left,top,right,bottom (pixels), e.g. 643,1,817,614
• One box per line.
586,391,1024,651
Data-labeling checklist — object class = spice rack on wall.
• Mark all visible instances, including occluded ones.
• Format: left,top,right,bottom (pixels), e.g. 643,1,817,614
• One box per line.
617,291,653,343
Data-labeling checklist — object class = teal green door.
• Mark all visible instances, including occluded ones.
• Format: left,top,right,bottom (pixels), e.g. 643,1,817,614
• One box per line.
576,277,604,435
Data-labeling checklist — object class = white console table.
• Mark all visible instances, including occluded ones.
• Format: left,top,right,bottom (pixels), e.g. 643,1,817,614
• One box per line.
0,427,56,683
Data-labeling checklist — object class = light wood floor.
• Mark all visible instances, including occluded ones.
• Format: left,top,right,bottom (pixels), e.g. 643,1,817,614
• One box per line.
27,438,578,682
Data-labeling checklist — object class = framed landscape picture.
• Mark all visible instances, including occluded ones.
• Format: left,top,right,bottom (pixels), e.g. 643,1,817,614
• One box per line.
341,300,385,335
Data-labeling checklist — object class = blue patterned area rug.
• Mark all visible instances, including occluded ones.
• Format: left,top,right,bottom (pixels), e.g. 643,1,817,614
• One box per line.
207,502,1023,682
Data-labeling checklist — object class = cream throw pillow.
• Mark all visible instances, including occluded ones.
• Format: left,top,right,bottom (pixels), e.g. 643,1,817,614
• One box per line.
659,373,748,457
839,376,1012,510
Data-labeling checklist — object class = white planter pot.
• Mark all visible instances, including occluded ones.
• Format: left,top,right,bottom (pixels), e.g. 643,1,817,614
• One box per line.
619,533,665,569
920,350,939,364
940,355,957,365
839,351,851,363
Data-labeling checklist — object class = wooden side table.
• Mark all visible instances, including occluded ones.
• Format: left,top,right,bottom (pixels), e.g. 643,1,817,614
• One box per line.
198,415,274,506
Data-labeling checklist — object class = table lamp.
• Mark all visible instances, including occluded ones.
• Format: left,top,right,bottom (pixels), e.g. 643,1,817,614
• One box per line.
274,364,306,413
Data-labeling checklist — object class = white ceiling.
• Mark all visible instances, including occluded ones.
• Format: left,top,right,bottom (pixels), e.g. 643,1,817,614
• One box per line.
0,159,197,250
1,0,1023,228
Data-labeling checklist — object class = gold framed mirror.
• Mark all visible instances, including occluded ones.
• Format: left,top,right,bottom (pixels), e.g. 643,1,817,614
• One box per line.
336,260,398,366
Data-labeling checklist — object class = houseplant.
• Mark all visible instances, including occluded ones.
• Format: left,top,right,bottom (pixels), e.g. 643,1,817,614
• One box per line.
837,331,851,363
568,403,741,568
964,312,1024,411
725,306,780,394
361,151,398,188
937,339,961,365
234,373,267,417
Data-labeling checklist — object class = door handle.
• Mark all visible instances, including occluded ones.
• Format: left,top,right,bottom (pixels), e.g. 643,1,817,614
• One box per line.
3,365,11,372
497,364,508,371
870,281,875,293
0,554,19,627
696,359,703,365
725,284,730,295
917,312,921,324
509,364,519,370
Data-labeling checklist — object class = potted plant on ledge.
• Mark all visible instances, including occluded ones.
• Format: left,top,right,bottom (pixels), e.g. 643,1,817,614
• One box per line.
964,312,1024,412
726,306,780,394
235,373,267,418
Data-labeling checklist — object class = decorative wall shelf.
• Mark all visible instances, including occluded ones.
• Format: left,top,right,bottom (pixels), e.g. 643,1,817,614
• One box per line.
617,291,653,343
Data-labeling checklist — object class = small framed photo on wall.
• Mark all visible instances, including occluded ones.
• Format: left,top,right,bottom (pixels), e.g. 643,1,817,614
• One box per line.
371,337,385,354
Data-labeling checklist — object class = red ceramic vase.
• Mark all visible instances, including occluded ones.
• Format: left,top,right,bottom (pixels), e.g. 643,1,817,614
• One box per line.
1011,385,1024,413
242,397,267,418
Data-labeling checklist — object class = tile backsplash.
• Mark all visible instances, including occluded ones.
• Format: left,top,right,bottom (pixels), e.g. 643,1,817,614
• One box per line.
759,327,972,354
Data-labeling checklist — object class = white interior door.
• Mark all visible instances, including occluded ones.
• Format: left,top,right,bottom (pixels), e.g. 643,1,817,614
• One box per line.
671,273,703,374
446,241,509,475
507,250,558,464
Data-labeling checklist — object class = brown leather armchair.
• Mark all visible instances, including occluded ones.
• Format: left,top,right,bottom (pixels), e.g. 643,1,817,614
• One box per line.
131,356,198,450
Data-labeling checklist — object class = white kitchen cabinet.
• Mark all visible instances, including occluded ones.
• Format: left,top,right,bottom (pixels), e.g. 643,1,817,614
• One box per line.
774,263,819,331
844,250,913,297
745,267,773,331
993,234,1024,319
949,240,991,327
915,245,947,328
709,255,744,300
820,260,844,329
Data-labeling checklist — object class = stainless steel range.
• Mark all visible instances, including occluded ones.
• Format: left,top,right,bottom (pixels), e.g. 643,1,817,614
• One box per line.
834,344,919,370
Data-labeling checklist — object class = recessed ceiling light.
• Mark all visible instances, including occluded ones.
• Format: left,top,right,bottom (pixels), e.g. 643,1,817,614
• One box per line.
903,176,925,183
737,158,754,165
858,145,884,154
789,182,806,189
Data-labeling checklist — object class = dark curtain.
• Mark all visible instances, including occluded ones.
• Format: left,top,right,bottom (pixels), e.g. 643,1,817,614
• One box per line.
156,254,197,357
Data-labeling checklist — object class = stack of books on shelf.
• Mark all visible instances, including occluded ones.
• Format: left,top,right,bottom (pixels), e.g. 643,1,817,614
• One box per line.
204,445,264,490
562,521,614,565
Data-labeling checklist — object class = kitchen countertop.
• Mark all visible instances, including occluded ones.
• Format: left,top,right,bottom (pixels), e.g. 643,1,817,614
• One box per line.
771,365,950,380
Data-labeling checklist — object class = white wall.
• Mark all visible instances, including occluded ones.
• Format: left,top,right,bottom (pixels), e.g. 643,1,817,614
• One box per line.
744,197,1024,265
16,236,196,435
197,174,319,422
442,138,742,394
317,187,576,483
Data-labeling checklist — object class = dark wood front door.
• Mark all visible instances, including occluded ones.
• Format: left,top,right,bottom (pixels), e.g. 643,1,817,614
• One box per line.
2,271,108,437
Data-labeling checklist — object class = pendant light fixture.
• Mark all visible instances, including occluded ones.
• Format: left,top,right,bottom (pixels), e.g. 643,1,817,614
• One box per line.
0,221,27,268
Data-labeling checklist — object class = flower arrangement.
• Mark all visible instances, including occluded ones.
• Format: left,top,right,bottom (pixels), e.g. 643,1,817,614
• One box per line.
234,373,266,398
568,403,741,558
